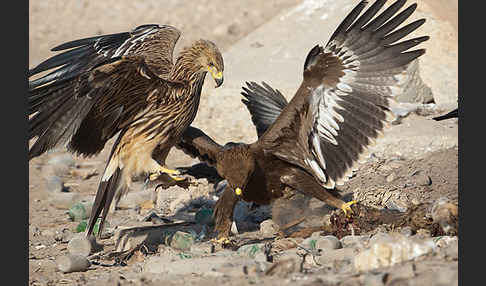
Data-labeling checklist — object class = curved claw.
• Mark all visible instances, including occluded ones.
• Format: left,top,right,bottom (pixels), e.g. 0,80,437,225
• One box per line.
211,236,231,246
341,200,357,217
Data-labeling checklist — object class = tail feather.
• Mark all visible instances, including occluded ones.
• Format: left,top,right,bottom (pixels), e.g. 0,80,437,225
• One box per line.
86,134,125,237
86,167,124,237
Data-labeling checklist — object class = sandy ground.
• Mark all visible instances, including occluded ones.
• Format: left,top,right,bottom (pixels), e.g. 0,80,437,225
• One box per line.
29,1,458,285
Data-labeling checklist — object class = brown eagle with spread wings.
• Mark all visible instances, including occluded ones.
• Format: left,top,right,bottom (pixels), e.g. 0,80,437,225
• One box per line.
176,0,429,241
29,24,224,237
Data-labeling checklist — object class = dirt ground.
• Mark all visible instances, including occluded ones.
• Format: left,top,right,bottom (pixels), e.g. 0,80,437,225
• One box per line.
29,1,458,285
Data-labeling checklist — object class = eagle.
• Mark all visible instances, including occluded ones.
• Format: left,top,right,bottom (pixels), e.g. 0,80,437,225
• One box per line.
176,0,429,242
28,24,224,237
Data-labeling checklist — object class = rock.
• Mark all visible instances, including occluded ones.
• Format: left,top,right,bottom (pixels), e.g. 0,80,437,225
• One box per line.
340,235,368,248
68,234,102,257
430,197,458,235
362,272,387,286
354,233,436,272
237,243,265,259
265,255,299,278
47,153,75,176
387,263,415,281
56,254,90,273
315,247,357,266
45,175,65,193
303,235,342,251
167,231,195,251
54,228,73,243
259,219,279,237
47,192,81,210
116,190,154,210
386,173,397,183
411,171,432,186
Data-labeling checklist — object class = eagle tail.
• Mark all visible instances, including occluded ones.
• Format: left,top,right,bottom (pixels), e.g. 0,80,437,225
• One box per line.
86,135,126,237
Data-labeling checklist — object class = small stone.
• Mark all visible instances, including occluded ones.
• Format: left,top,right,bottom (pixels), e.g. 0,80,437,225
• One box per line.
340,235,368,248
386,173,397,183
354,233,435,272
68,234,102,257
411,172,432,186
167,231,194,251
259,219,279,237
48,192,81,210
362,272,387,286
430,197,458,235
45,175,65,193
315,247,357,265
56,254,90,273
54,228,73,243
237,243,264,259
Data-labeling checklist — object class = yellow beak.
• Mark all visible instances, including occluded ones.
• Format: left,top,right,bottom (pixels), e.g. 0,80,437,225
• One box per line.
235,187,242,196
208,66,224,88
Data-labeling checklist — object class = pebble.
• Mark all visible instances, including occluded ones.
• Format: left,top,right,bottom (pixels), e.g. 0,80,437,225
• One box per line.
304,235,342,251
48,192,81,210
47,153,75,176
386,173,397,183
430,197,458,234
354,233,435,272
362,272,387,286
68,234,102,257
411,172,432,186
56,254,90,273
340,235,368,248
54,228,73,243
45,175,65,193
315,247,357,266
167,231,194,251
237,243,265,259
259,219,279,237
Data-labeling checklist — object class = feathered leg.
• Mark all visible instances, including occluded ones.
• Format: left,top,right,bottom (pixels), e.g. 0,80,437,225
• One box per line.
280,167,356,217
213,183,238,244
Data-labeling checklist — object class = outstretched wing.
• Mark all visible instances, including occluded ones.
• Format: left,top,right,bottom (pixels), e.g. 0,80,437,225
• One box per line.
30,24,181,89
175,126,224,167
29,55,176,159
261,0,428,189
241,81,288,138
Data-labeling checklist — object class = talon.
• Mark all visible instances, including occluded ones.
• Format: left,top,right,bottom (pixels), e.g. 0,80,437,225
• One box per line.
341,200,357,217
149,167,182,181
168,173,186,182
211,236,231,245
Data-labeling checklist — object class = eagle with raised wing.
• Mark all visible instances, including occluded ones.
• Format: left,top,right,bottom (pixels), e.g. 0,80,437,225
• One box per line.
28,24,224,237
176,0,429,242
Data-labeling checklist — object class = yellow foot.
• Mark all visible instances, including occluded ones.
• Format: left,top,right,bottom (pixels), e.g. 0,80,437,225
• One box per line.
211,236,231,245
341,200,357,217
149,167,181,181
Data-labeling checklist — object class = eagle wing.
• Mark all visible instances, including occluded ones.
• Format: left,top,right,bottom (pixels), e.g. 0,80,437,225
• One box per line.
241,81,289,138
29,24,181,88
29,55,180,159
260,0,428,189
175,126,224,167
28,25,182,159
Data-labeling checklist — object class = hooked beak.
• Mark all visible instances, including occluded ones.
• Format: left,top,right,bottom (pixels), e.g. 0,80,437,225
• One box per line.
235,187,242,196
214,74,224,88
208,66,224,88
